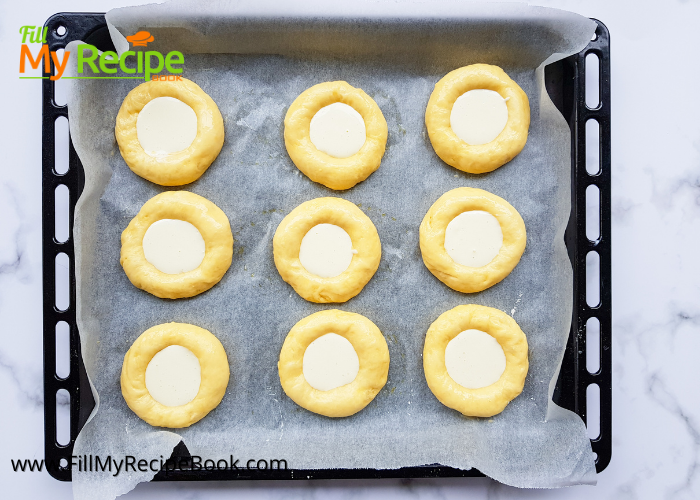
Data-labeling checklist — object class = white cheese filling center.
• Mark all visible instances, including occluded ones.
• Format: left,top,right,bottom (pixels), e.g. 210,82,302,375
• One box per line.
299,223,355,278
136,96,198,156
145,345,202,407
303,333,360,391
444,210,503,268
450,89,508,146
142,219,206,275
445,329,506,389
309,102,366,158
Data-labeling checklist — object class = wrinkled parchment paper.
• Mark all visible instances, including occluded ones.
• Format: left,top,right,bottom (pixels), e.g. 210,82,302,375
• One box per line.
68,1,598,498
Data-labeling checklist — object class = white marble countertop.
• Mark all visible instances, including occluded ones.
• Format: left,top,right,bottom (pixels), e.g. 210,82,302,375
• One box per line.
1,0,698,498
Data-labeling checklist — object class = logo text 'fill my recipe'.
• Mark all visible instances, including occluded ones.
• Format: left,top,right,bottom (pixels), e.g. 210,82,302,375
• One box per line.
19,27,184,81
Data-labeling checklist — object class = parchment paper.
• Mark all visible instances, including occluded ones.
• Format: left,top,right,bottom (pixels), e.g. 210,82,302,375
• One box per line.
68,2,598,498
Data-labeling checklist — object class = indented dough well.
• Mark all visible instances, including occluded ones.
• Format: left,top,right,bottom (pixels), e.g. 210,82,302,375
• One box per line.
302,333,360,391
136,96,198,156
309,102,366,158
450,89,508,146
142,219,206,274
299,223,356,278
444,210,503,268
445,329,506,389
145,345,202,407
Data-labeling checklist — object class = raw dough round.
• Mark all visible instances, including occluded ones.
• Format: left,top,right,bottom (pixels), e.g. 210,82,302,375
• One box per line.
419,187,526,293
273,197,381,303
278,310,389,417
284,81,388,190
115,78,224,186
425,64,530,174
121,322,230,428
121,191,233,299
423,304,528,417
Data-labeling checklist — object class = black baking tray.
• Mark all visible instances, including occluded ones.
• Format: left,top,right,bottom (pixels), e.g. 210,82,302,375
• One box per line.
41,12,611,482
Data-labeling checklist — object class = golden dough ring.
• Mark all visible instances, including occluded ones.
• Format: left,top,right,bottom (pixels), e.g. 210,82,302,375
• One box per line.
120,191,233,299
420,187,526,293
278,309,390,417
284,81,388,190
425,64,530,174
423,304,528,417
121,322,230,428
115,78,224,186
273,197,381,303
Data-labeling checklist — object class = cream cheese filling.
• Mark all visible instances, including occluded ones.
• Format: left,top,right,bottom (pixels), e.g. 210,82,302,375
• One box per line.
309,102,366,158
445,329,506,389
303,333,360,391
145,345,202,407
450,89,508,145
444,210,503,268
142,219,206,274
299,223,355,278
136,96,198,156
